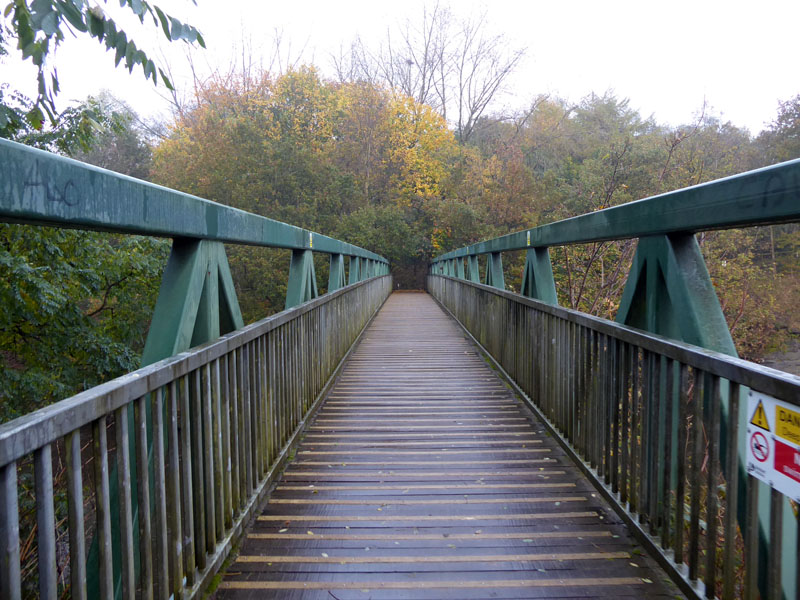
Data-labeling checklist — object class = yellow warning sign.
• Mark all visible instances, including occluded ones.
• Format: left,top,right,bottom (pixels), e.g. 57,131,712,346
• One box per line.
776,405,800,445
750,400,770,431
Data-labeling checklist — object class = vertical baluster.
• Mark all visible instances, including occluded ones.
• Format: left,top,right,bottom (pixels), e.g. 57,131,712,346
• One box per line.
259,336,268,473
220,355,232,529
640,349,651,524
199,364,217,552
705,375,721,597
191,369,206,571
268,332,277,464
229,351,240,514
166,381,184,599
114,405,135,599
213,360,225,541
66,430,87,600
768,489,783,600
249,341,261,482
630,347,640,515
620,343,630,505
135,396,154,600
203,363,216,554
243,344,254,495
649,352,661,534
0,460,21,600
34,444,57,600
610,336,620,493
722,383,740,600
661,358,675,549
180,374,196,584
743,475,760,599
152,387,169,599
674,363,689,566
92,416,113,598
688,369,704,581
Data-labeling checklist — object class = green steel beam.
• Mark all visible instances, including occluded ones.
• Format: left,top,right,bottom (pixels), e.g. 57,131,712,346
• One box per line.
0,138,387,264
467,255,480,282
432,157,800,262
285,249,319,309
485,252,505,289
456,257,465,279
520,248,558,305
616,235,735,354
349,256,360,283
328,254,346,292
142,240,244,364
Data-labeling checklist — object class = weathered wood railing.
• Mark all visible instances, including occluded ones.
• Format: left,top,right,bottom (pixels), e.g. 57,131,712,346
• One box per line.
430,275,800,599
428,157,800,600
0,137,392,599
0,274,392,599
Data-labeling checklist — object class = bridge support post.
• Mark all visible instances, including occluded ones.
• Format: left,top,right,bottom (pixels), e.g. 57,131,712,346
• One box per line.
456,257,465,279
467,255,480,282
485,252,505,289
286,249,319,309
349,256,360,283
520,248,558,305
328,254,346,292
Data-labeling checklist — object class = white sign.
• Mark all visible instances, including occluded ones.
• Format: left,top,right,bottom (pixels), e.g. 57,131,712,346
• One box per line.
745,390,800,502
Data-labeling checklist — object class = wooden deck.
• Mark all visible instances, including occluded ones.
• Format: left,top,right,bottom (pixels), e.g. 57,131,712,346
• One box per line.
214,292,680,599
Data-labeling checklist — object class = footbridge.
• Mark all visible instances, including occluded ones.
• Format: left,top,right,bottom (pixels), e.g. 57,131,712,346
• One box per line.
0,138,799,600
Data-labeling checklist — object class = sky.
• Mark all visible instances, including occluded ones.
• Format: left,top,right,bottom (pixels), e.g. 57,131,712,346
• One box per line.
1,0,798,134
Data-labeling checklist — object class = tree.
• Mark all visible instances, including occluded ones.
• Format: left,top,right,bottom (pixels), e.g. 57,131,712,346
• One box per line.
71,92,154,179
2,0,204,129
341,3,524,142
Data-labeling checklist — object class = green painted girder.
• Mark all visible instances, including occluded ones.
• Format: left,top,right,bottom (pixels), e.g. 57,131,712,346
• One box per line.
467,255,480,282
432,157,800,262
456,257,466,279
484,252,505,290
142,239,245,364
328,254,346,292
349,256,361,284
285,249,319,310
0,138,387,264
520,248,558,305
616,234,735,354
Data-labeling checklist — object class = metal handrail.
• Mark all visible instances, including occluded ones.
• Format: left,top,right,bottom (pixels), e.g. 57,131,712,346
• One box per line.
0,138,387,262
432,157,800,261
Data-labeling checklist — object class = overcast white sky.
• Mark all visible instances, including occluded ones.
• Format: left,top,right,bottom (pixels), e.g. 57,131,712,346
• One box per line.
2,0,798,134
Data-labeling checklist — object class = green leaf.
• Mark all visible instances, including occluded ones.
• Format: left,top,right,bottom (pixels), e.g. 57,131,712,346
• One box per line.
87,12,104,37
153,6,170,39
25,106,44,129
54,0,88,33
124,40,135,71
158,67,174,91
129,0,144,17
196,31,205,48
168,17,182,40
114,33,127,66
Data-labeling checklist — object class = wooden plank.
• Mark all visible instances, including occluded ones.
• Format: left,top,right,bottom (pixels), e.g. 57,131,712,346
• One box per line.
219,577,650,590
215,293,678,599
